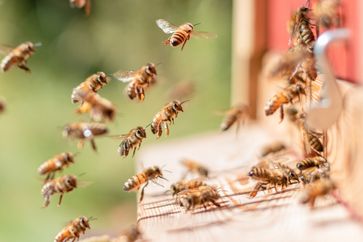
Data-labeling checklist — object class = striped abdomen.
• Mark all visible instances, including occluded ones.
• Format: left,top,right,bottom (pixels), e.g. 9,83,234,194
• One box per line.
307,133,324,152
169,31,189,47
297,156,327,171
123,173,147,191
264,92,289,116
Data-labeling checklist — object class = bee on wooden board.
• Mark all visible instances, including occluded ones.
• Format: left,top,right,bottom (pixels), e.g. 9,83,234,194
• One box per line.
288,7,315,51
69,0,91,16
170,178,206,196
168,81,195,100
260,142,287,157
150,100,188,138
41,174,78,207
71,71,110,104
220,104,249,133
54,216,94,242
180,159,209,178
115,126,147,158
176,185,221,211
300,178,336,207
156,19,217,50
296,155,328,172
113,63,157,101
313,0,342,29
0,41,40,72
123,166,167,202
75,92,116,122
0,98,5,114
264,83,306,122
37,152,76,182
63,122,108,152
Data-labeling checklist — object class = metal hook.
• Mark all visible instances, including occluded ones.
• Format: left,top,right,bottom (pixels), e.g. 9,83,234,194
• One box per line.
306,29,350,131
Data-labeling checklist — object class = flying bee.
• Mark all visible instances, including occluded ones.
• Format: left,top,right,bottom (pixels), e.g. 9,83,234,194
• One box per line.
264,83,306,122
260,142,287,157
63,122,108,152
69,0,91,16
150,100,188,137
41,175,77,207
123,166,167,202
0,98,5,114
177,185,221,211
300,178,336,207
116,126,147,157
75,92,116,122
170,179,206,196
113,63,157,101
168,81,195,100
118,225,142,242
180,159,209,178
156,19,217,50
313,0,341,29
220,104,249,132
37,152,76,182
71,72,110,103
0,41,40,72
54,216,93,242
288,7,315,51
296,156,328,172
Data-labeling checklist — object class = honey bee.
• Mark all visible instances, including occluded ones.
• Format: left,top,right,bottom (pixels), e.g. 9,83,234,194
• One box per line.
71,72,109,103
299,166,330,184
264,83,306,122
123,166,167,202
288,7,315,51
296,156,328,172
150,100,187,137
37,152,75,181
75,92,116,122
300,178,336,207
118,225,142,242
113,63,157,101
170,179,206,196
63,122,108,151
180,159,209,178
116,126,147,157
0,42,40,72
41,175,77,207
260,142,287,157
304,129,324,155
313,0,341,29
156,19,217,50
69,0,91,16
168,81,195,100
177,185,221,211
55,216,93,242
0,98,5,114
220,104,249,132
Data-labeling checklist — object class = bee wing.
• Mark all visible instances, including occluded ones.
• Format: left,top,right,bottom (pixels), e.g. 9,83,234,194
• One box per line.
0,45,13,55
192,31,218,39
106,134,127,139
113,70,138,83
156,19,178,34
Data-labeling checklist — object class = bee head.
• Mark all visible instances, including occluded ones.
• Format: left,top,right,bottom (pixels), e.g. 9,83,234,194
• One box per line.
25,42,36,52
183,23,194,33
172,100,184,112
66,152,75,163
97,72,109,84
289,169,300,183
65,175,77,188
135,126,147,139
198,167,209,178
296,162,304,170
79,216,91,229
170,184,177,196
146,63,157,76
248,169,255,177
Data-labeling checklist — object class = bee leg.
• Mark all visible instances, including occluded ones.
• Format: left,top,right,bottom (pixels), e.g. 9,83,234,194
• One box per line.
17,63,30,72
90,139,97,152
279,106,284,123
85,0,91,16
157,123,162,137
181,40,188,51
57,194,64,207
163,122,170,136
132,147,137,157
43,196,50,208
211,200,221,208
139,182,149,202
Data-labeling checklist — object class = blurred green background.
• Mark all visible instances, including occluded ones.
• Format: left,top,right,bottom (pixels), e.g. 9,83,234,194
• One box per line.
0,0,232,241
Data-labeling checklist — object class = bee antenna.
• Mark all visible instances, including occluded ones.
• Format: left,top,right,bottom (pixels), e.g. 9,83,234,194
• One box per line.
89,216,97,221
180,99,191,105
193,22,201,26
78,172,87,177
160,176,168,181
145,122,152,128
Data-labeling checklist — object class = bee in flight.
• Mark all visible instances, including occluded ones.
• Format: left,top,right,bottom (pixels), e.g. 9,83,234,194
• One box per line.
75,92,116,122
37,152,76,182
123,166,167,202
150,100,188,138
63,122,108,151
54,216,94,242
113,63,157,101
71,72,110,103
220,104,249,132
156,19,217,50
288,7,315,51
0,97,5,114
116,126,147,158
180,159,209,179
0,41,40,72
69,0,91,16
41,174,78,207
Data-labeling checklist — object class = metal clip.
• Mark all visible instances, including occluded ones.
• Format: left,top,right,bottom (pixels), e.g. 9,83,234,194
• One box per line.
306,29,350,130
